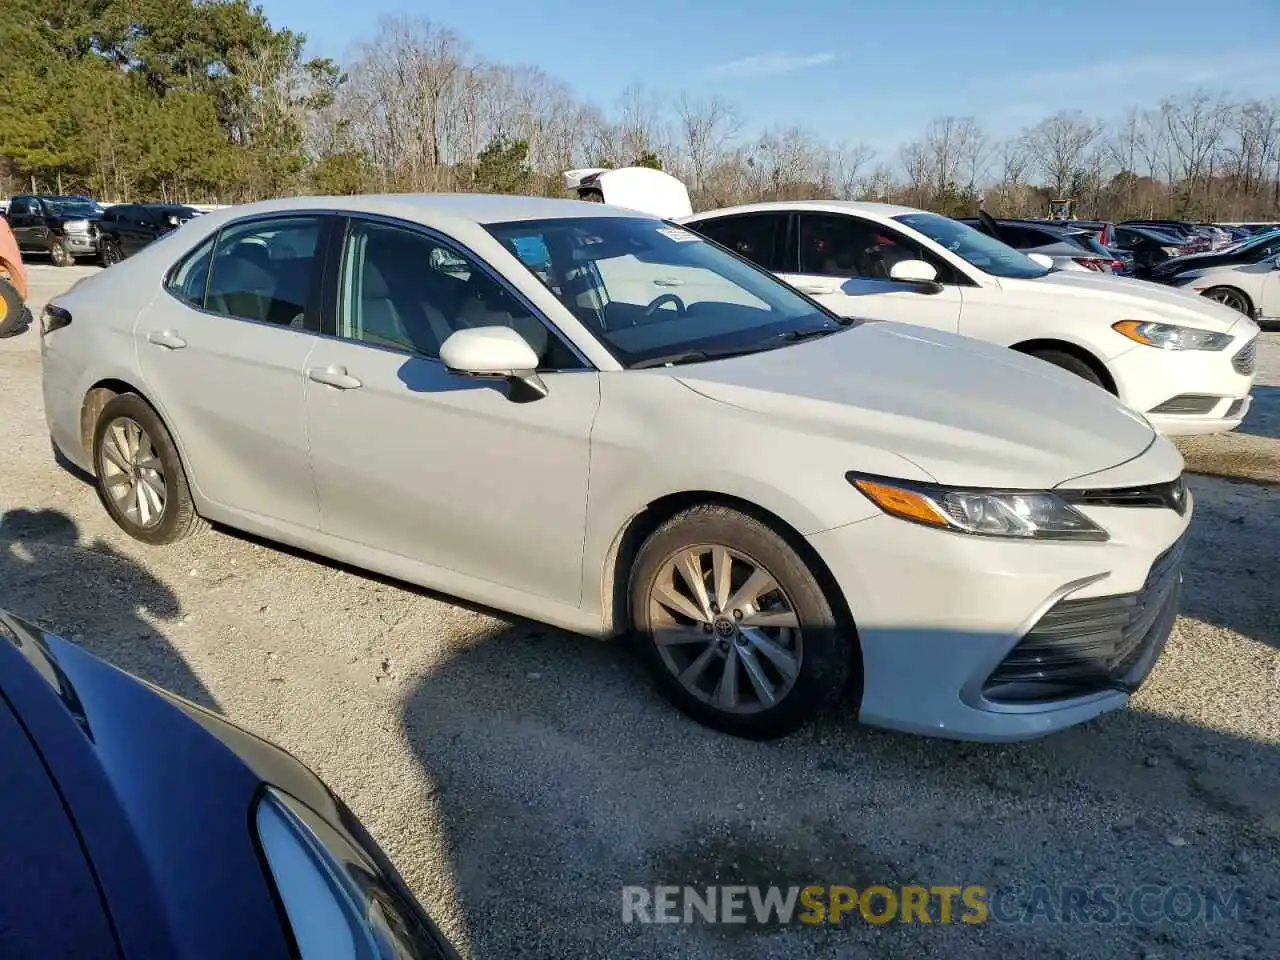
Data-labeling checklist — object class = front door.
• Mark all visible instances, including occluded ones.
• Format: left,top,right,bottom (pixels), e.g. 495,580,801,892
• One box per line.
778,213,963,331
135,214,330,529
7,199,43,251
303,217,599,607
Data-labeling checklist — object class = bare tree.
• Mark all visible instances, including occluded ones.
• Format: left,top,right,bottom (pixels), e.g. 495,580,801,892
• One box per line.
1161,90,1231,214
1024,110,1101,197
674,94,743,196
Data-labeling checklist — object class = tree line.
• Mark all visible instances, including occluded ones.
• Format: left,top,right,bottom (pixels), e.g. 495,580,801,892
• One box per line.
3,2,1278,222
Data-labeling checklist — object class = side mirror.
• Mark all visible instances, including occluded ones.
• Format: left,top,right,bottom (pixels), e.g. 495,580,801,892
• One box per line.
1027,253,1055,269
888,259,943,294
439,326,547,402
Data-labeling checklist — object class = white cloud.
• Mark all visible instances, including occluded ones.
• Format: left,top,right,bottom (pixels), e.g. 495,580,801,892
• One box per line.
707,52,836,78
1017,49,1280,92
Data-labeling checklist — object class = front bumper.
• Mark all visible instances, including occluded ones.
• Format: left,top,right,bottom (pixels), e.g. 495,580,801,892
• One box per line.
63,232,99,256
1107,317,1259,436
807,489,1192,741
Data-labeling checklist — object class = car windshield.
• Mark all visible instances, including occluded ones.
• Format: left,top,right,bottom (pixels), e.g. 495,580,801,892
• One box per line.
46,199,102,217
894,213,1049,279
1062,231,1111,257
486,216,840,367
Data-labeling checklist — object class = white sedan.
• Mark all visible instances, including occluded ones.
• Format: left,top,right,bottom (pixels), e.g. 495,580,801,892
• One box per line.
1149,229,1280,326
680,201,1260,436
43,194,1190,741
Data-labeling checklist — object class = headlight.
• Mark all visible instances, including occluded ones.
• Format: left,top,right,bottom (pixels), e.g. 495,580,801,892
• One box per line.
63,219,89,232
1111,319,1232,351
848,474,1108,541
255,787,452,958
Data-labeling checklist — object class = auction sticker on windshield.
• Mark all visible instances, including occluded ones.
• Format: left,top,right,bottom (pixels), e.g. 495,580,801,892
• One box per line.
657,226,702,242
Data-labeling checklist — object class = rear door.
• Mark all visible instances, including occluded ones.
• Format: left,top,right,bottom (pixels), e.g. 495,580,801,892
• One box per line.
135,214,333,529
779,212,962,330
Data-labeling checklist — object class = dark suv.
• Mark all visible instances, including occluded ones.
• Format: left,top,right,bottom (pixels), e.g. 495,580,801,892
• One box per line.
98,204,203,264
4,195,104,265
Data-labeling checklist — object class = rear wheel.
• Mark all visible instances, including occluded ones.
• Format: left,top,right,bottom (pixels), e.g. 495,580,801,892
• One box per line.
629,504,854,739
1202,286,1252,316
1027,348,1106,390
49,237,73,267
92,394,208,545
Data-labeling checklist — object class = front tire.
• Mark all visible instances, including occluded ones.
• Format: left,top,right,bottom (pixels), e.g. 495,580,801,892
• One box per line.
49,237,73,267
1202,286,1253,316
92,394,208,545
629,504,854,739
1027,348,1106,390
100,238,122,267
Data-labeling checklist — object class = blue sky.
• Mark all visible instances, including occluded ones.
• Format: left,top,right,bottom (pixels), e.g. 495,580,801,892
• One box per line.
260,0,1280,153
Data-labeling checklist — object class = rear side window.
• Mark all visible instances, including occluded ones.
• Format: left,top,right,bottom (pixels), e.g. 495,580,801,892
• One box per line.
688,214,788,272
204,217,323,327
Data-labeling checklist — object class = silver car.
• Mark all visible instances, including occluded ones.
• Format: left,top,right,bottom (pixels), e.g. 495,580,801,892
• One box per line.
40,195,1191,741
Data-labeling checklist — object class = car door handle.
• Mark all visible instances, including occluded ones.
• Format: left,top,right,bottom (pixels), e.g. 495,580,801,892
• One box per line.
795,283,836,295
146,330,187,350
307,366,362,390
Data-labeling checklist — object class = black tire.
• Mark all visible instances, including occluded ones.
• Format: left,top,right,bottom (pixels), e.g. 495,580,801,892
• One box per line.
100,238,122,266
92,394,208,545
0,279,25,337
1027,348,1106,390
629,504,854,740
49,237,73,267
1201,286,1253,317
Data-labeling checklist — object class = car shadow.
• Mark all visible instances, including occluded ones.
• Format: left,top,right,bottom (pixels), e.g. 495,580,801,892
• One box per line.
1238,384,1279,440
0,507,218,712
397,492,1280,959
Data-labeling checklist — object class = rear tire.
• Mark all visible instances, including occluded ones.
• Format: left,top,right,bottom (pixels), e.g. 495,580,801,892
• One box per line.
1027,348,1106,390
0,279,25,338
92,394,208,545
629,504,854,740
1202,286,1253,316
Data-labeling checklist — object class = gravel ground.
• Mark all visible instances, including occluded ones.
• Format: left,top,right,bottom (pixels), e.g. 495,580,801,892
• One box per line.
2,265,1277,960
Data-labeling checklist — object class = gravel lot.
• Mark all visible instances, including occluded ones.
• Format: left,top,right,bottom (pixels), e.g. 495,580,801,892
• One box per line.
2,265,1277,959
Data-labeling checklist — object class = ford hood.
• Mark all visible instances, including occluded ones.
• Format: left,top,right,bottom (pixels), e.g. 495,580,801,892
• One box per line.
673,321,1161,489
1016,270,1243,330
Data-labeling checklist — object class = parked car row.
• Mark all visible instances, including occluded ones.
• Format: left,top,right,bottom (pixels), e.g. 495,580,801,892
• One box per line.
1,194,203,266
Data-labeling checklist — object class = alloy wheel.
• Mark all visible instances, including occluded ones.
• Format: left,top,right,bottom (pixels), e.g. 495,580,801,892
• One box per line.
647,545,803,714
1206,288,1249,314
98,417,167,528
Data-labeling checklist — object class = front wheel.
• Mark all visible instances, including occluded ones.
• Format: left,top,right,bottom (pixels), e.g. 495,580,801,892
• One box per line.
49,237,73,267
629,504,855,739
1027,348,1106,390
100,238,122,266
92,394,208,545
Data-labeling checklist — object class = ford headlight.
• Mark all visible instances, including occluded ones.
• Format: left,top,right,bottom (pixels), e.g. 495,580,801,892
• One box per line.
254,788,454,958
63,219,90,232
1112,320,1232,351
848,474,1108,541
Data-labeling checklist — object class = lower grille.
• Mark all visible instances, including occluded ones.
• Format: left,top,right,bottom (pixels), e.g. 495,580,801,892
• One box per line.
1225,398,1245,418
1148,394,1221,415
1232,337,1257,375
984,535,1186,703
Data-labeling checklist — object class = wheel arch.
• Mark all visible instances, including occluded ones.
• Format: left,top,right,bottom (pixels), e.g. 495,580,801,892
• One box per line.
1009,338,1118,395
601,490,857,636
1199,284,1254,316
80,379,196,491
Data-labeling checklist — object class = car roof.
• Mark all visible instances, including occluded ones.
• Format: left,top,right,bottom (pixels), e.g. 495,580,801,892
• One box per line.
193,193,654,227
683,199,923,221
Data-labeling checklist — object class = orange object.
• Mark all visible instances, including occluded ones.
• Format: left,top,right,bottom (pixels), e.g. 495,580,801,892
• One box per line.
0,216,28,301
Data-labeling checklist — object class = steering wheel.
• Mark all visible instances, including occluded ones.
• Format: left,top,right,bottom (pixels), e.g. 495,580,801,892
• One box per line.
643,292,687,317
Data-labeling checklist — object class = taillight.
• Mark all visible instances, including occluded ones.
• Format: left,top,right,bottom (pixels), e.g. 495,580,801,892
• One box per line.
1111,259,1124,273
40,304,72,336
1073,257,1108,271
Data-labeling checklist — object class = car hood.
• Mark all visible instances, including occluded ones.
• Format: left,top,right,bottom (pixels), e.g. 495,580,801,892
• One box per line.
671,320,1159,489
1015,269,1243,330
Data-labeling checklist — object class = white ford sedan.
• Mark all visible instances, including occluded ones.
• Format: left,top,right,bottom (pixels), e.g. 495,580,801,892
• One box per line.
681,201,1260,436
42,195,1191,741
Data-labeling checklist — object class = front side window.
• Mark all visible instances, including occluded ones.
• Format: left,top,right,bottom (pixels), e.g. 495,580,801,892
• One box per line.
798,213,956,282
688,214,787,271
487,216,839,367
204,216,323,327
338,220,583,369
895,213,1050,280
165,234,217,307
